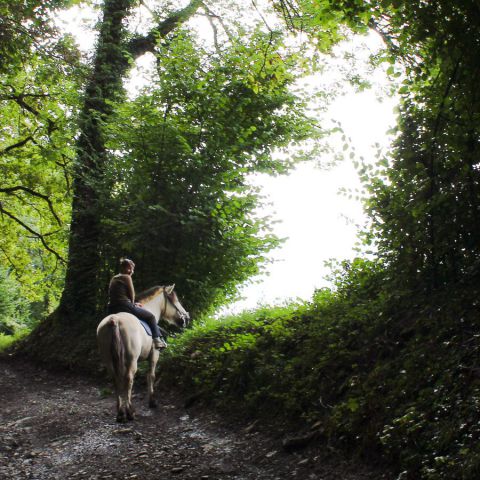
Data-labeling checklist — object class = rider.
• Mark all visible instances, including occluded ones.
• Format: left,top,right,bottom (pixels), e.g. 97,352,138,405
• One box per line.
107,257,167,350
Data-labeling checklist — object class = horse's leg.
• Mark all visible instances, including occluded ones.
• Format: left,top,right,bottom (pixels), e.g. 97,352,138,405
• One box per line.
125,359,137,421
112,361,132,423
147,348,160,408
114,373,128,423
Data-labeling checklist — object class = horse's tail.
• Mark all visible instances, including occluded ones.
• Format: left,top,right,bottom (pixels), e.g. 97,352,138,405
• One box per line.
109,316,126,379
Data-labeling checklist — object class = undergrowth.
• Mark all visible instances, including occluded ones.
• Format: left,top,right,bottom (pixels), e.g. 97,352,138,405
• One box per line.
158,259,480,480
0,330,29,352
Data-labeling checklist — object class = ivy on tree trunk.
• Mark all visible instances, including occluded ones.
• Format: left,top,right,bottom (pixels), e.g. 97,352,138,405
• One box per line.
60,0,202,320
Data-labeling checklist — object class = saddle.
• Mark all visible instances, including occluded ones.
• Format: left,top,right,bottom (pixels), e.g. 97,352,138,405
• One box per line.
138,319,152,337
137,319,168,339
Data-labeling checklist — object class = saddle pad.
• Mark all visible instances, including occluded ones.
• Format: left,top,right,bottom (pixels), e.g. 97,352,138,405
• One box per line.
138,319,152,337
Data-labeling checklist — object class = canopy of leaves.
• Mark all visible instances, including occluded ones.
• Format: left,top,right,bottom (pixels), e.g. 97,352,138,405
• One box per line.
101,28,321,315
360,1,480,294
0,0,77,73
0,0,83,308
137,2,480,479
274,0,480,293
0,0,325,319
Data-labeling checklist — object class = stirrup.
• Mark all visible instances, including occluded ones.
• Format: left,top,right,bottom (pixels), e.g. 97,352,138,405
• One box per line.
153,337,167,349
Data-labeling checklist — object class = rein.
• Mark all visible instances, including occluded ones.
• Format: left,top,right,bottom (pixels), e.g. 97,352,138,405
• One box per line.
161,289,168,320
160,288,182,320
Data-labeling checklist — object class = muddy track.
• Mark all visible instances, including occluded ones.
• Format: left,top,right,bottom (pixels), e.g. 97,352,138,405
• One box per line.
0,357,392,480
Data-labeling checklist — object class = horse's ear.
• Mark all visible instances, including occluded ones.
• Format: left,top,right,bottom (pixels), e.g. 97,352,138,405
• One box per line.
165,284,175,295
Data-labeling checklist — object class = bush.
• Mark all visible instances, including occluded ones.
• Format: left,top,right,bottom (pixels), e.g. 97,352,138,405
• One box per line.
0,268,31,335
0,330,29,352
158,259,480,479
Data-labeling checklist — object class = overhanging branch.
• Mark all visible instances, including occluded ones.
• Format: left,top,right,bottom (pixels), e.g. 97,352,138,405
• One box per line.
200,4,234,44
127,0,203,58
0,186,62,226
1,85,57,134
0,134,36,155
0,204,66,264
273,0,303,32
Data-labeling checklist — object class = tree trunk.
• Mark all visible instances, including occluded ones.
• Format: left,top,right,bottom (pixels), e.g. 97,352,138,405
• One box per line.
16,0,202,369
61,0,133,320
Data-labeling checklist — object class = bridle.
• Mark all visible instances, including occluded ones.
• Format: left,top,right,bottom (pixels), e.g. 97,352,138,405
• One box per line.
160,287,186,322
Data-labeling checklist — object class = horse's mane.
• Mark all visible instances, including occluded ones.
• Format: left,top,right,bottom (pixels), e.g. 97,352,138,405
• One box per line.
135,286,164,303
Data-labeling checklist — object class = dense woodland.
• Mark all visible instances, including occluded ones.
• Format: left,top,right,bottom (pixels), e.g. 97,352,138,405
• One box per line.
1,1,480,479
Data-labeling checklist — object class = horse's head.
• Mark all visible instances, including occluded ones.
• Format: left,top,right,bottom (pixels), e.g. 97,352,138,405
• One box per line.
161,284,190,329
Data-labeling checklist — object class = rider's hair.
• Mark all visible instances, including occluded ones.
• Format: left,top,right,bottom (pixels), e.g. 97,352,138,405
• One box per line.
119,257,135,272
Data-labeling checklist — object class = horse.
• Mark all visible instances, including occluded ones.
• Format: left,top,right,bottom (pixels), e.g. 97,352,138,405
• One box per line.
96,284,189,422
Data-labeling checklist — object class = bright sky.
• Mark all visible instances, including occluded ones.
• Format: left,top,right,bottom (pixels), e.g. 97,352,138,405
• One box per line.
58,4,399,314
223,85,398,313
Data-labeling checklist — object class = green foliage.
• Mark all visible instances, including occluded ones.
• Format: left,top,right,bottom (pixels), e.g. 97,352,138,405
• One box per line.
272,0,480,297
159,301,306,411
0,268,31,335
0,0,82,304
101,28,320,315
1,1,322,317
159,260,480,479
273,0,371,51
360,0,480,295
0,331,30,352
167,3,480,479
0,59,78,302
0,0,75,73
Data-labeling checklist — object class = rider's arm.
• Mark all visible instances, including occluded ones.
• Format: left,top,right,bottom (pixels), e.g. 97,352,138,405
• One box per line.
125,275,135,303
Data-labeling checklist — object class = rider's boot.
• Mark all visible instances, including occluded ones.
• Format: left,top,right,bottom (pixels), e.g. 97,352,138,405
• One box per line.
153,337,167,350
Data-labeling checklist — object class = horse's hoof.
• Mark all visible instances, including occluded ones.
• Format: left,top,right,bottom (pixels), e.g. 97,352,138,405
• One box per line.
127,407,136,421
149,398,158,409
116,412,127,423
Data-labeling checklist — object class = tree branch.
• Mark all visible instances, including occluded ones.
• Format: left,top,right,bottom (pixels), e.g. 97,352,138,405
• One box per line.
5,92,41,117
0,135,36,155
0,186,62,226
127,0,203,58
56,153,73,192
201,11,220,51
273,0,302,32
368,19,400,57
0,245,19,272
251,0,273,33
0,204,65,264
1,85,57,133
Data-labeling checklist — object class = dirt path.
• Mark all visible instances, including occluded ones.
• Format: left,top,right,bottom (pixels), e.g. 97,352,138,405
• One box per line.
0,357,392,480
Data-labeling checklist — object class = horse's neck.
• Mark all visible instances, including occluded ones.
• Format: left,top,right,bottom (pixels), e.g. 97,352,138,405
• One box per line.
142,291,164,321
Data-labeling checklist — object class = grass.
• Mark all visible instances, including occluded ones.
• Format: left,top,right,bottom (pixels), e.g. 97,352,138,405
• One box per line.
0,329,30,352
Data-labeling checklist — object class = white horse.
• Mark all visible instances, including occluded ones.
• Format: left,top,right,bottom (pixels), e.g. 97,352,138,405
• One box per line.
97,285,189,422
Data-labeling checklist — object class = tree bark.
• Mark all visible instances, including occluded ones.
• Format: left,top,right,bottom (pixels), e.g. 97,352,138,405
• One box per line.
19,0,203,367
60,0,134,320
61,0,203,320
